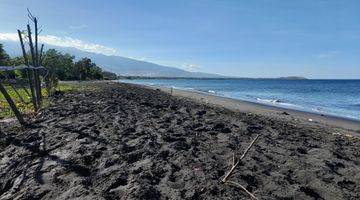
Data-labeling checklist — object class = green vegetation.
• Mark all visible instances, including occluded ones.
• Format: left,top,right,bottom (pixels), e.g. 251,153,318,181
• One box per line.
1,44,118,81
56,82,101,93
0,43,116,119
0,82,100,119
0,86,48,119
0,44,10,66
42,49,118,81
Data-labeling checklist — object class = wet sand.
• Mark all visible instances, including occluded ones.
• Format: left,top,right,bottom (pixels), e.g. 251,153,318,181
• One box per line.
0,82,359,199
148,84,360,134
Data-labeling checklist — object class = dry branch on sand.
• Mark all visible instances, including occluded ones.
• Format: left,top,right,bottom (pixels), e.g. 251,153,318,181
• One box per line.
221,134,260,200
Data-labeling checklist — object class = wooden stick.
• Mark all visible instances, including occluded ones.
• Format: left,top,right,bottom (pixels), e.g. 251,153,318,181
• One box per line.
239,134,260,161
34,18,39,68
221,134,259,183
20,84,31,98
34,18,42,102
0,83,26,126
27,24,41,107
10,85,26,104
226,181,259,200
39,44,44,66
18,29,37,111
232,152,235,166
20,85,31,97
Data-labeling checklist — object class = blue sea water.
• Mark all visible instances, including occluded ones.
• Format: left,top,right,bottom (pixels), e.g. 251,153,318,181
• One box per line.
119,79,360,121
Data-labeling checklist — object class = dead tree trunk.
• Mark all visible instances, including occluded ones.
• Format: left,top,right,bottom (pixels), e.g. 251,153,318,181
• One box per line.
27,24,41,107
34,18,42,102
18,29,37,111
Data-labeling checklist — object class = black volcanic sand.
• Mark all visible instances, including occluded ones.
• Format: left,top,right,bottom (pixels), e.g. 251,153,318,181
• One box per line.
0,82,359,199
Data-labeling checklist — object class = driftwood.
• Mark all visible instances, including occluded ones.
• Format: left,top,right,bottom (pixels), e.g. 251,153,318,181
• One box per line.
221,134,260,200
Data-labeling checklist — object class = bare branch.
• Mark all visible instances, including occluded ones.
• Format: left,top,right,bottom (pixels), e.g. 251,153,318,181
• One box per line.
27,8,35,21
221,134,259,183
38,28,43,35
232,152,235,166
239,134,260,160
226,181,259,200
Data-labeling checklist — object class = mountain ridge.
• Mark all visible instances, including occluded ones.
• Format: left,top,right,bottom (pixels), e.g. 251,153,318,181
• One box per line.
1,41,224,78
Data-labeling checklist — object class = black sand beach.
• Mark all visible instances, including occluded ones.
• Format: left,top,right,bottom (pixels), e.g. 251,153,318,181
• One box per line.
0,82,359,199
151,84,360,133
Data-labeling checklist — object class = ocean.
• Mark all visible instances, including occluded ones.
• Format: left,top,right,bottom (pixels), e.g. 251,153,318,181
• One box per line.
119,79,360,121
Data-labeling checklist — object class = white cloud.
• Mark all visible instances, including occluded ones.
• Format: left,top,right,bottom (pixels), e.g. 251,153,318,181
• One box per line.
40,35,117,55
69,24,88,30
182,63,200,71
0,32,117,56
318,51,341,59
0,33,18,41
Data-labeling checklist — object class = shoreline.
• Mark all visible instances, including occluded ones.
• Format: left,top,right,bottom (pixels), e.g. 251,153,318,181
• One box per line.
130,83,360,133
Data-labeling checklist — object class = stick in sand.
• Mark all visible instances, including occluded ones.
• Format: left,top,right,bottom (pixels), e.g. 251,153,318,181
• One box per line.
226,181,259,200
221,134,260,199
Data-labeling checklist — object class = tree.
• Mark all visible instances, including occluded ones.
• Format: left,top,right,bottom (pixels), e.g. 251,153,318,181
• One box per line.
2,47,116,81
0,43,10,66
9,56,25,66
0,44,17,80
42,49,75,80
102,71,118,80
74,57,103,80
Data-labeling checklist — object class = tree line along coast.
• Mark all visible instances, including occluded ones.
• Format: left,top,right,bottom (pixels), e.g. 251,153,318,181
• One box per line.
0,43,118,82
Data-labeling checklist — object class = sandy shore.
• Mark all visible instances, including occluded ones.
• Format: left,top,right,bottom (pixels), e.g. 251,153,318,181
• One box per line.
141,84,360,134
0,82,359,199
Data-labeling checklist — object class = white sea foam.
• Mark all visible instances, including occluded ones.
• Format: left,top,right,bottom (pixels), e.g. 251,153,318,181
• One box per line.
255,97,299,108
172,86,194,91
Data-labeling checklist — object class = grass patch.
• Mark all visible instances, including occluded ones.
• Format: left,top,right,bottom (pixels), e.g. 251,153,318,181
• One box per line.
57,82,102,93
0,82,101,119
0,86,48,119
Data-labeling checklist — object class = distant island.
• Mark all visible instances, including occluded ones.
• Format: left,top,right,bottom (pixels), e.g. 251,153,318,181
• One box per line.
118,76,308,80
277,76,307,80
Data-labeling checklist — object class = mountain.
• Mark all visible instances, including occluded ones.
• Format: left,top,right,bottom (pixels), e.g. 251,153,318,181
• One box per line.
1,41,223,78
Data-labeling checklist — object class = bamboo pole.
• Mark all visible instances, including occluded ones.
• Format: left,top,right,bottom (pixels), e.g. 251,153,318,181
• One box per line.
0,83,25,125
18,29,37,111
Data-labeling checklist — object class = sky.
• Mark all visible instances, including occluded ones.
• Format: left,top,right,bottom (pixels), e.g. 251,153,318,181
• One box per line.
0,0,359,79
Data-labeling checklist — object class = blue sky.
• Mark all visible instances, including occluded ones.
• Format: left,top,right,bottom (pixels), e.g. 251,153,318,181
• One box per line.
0,0,359,78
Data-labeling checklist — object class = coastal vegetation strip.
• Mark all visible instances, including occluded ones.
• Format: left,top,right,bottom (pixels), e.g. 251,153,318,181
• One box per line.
1,37,117,119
